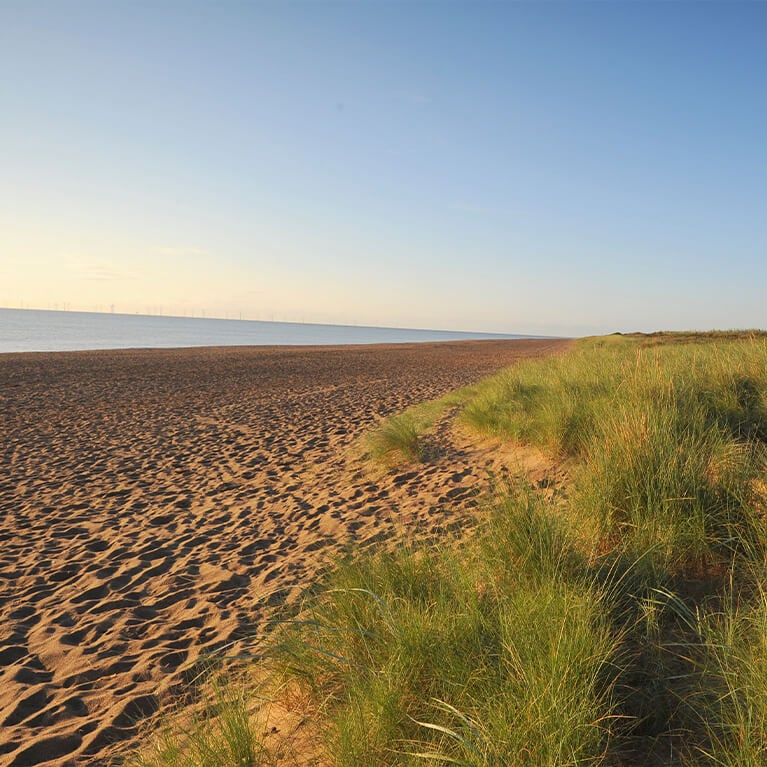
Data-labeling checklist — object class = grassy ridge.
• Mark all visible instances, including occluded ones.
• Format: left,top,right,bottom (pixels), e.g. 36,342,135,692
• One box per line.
275,495,617,766
462,336,767,575
130,333,767,766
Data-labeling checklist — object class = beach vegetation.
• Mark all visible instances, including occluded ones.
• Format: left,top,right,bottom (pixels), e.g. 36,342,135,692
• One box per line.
365,386,478,466
131,331,767,766
126,675,271,767
273,489,619,767
366,412,424,465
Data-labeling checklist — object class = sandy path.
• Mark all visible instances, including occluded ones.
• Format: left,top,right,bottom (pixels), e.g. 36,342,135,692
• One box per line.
0,339,569,766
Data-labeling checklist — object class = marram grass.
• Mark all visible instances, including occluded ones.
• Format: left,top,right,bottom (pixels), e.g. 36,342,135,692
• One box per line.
366,386,478,466
131,332,767,767
463,336,767,576
366,412,424,464
126,674,269,767
275,490,620,767
693,588,767,767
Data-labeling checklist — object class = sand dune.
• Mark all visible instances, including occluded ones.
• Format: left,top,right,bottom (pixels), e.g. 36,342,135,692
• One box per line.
0,340,568,766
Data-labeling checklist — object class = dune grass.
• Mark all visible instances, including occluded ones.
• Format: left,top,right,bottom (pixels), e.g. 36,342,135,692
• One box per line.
692,588,767,767
274,491,619,767
366,413,424,464
462,335,767,573
126,674,271,767
131,331,767,767
365,386,478,466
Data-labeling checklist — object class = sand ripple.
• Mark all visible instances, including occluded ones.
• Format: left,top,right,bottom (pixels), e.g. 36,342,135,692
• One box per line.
0,340,567,765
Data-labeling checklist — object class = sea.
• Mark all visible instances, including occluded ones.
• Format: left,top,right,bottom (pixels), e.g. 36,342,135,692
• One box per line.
0,308,536,354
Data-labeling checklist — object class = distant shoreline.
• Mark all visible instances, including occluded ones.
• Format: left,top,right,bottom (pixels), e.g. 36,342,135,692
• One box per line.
0,306,553,355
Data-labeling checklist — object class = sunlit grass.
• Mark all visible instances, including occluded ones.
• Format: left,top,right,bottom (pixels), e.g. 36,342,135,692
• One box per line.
693,589,767,767
275,489,620,767
130,331,767,766
462,335,767,575
366,386,478,466
126,675,271,767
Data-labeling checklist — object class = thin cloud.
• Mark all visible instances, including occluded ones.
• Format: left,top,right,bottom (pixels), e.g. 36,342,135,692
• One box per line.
63,257,128,281
84,265,125,281
155,246,209,257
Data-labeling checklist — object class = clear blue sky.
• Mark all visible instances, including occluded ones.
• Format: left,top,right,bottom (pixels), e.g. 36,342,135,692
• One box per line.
2,1,765,336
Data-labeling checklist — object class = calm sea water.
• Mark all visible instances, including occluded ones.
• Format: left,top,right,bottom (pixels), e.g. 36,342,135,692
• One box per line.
0,308,534,354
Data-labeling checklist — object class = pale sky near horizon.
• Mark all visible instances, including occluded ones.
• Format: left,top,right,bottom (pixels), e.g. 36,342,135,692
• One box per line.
2,1,765,337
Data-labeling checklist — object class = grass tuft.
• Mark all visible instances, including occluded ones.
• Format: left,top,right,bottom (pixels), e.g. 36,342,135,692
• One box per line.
366,387,478,466
367,413,424,465
126,675,270,767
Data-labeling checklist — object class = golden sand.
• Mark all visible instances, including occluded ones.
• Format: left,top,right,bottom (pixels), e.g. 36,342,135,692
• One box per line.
0,340,568,766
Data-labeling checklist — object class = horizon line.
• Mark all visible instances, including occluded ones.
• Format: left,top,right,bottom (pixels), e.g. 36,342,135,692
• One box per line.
0,305,558,340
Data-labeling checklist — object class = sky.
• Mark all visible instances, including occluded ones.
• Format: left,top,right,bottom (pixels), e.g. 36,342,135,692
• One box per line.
1,1,765,337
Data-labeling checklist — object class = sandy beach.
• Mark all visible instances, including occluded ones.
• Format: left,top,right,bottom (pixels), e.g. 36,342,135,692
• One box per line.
0,339,568,766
